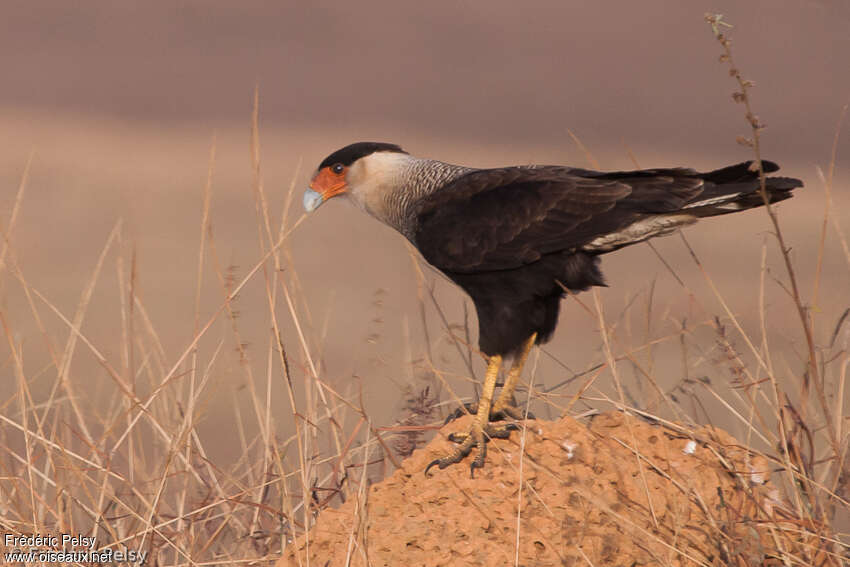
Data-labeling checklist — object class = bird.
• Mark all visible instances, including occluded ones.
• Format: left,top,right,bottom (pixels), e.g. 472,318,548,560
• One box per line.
302,141,802,475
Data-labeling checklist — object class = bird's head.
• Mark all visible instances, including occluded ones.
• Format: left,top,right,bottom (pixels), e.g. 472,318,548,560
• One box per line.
303,142,409,213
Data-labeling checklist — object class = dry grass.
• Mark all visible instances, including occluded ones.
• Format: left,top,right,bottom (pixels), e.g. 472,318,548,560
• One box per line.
0,15,848,567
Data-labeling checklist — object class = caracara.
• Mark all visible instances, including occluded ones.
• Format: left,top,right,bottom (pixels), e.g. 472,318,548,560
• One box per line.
303,141,802,475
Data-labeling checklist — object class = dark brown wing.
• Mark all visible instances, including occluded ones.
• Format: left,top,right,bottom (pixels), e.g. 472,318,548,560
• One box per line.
413,165,704,273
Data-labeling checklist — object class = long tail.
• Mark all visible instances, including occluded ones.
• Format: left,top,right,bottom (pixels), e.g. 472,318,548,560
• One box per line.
683,160,803,218
580,160,803,253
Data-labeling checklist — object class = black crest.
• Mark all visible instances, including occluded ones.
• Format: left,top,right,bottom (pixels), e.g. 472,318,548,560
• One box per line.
318,142,407,169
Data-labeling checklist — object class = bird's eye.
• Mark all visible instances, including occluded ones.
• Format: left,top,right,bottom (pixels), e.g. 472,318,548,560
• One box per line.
331,163,344,174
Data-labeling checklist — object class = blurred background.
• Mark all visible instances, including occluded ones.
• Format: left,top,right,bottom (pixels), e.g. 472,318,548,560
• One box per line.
1,0,848,461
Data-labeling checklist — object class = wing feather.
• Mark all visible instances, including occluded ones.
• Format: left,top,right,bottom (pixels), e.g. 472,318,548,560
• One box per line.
414,166,704,272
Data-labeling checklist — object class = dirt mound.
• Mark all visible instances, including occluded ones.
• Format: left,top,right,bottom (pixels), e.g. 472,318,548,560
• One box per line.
279,412,814,566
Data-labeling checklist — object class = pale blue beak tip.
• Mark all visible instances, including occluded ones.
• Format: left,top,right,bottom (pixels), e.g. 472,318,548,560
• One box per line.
303,188,324,212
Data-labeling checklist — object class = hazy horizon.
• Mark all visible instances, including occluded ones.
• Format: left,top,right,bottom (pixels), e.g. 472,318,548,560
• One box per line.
1,0,847,459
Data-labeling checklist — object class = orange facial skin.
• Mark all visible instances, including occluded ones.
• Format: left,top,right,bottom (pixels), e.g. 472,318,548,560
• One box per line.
310,165,348,202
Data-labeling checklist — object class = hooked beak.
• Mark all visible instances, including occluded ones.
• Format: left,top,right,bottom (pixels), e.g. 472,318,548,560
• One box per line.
303,165,348,213
303,187,324,212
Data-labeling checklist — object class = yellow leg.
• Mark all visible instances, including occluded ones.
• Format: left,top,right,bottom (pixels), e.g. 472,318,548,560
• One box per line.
491,333,537,418
426,355,503,476
475,354,502,427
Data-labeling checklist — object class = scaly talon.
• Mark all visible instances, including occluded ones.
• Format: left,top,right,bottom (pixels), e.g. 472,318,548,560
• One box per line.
447,431,469,443
445,402,534,424
425,421,521,477
491,404,535,421
445,422,518,445
426,425,484,476
425,335,538,475
444,403,477,424
486,422,519,438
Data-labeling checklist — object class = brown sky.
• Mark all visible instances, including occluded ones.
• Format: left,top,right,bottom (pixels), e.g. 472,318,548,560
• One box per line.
1,1,848,456
2,0,849,163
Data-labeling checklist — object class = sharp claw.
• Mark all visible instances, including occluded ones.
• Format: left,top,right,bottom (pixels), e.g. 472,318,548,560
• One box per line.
470,450,485,478
424,459,441,476
427,407,524,476
473,448,486,469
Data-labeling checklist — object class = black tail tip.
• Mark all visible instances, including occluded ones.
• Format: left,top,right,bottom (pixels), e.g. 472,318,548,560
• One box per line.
766,176,804,191
706,159,796,185
756,160,780,174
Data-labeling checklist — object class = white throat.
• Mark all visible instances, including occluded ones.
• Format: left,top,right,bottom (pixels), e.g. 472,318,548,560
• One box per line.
345,151,418,224
342,151,472,241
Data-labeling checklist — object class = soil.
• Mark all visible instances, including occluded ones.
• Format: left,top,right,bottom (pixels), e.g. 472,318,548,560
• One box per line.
278,411,814,566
